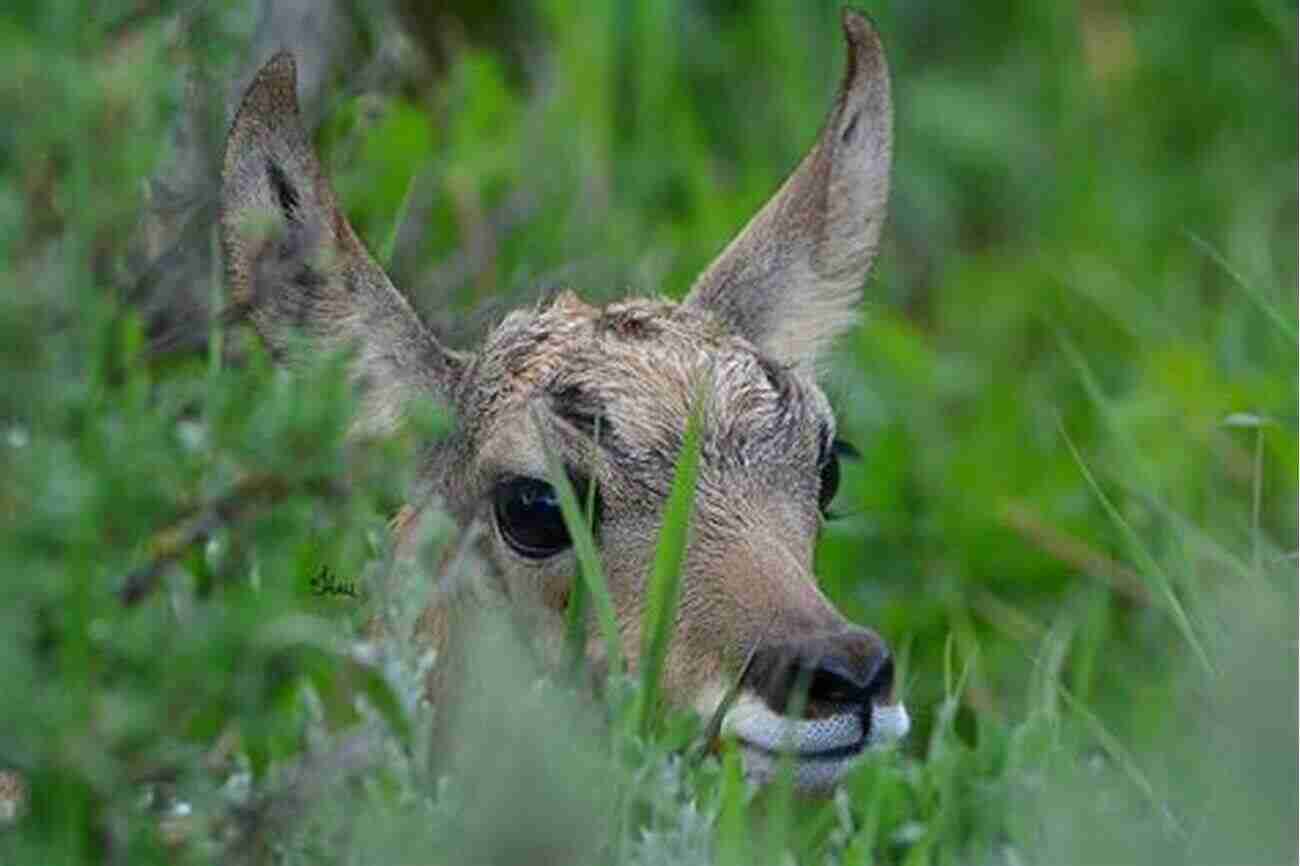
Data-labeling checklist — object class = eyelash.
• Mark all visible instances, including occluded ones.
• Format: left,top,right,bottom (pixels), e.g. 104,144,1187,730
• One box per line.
818,438,858,519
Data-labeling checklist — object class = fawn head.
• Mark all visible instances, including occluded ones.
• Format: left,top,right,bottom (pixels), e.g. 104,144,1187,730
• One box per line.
221,9,906,792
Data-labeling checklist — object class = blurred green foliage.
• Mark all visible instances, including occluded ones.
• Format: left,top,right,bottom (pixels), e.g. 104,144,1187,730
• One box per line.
0,0,1295,863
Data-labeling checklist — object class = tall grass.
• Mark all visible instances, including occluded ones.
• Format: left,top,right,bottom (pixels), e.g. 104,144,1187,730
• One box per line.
636,397,703,738
544,423,626,680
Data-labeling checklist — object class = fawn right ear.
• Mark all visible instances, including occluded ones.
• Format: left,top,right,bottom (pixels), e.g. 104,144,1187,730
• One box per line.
684,10,892,370
220,52,463,436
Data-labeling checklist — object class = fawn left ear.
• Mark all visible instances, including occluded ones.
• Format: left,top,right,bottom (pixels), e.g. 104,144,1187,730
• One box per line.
684,9,892,368
220,52,465,436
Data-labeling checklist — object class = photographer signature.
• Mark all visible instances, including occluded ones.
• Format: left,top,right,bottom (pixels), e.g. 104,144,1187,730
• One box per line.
309,565,359,599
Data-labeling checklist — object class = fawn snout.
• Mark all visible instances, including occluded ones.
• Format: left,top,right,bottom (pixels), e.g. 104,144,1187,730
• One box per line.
744,628,894,719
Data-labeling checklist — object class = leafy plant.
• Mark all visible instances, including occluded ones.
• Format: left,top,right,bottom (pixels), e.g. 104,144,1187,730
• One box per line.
0,1,1293,864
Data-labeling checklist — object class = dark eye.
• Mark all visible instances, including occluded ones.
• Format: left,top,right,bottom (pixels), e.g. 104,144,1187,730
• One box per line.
493,473,600,559
819,439,858,517
493,477,571,558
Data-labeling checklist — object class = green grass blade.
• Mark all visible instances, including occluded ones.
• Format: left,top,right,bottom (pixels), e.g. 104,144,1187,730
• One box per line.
563,533,590,670
1057,683,1185,838
1056,418,1213,674
635,397,702,737
564,422,603,672
715,745,751,866
762,667,811,866
541,437,624,681
378,166,423,269
1054,329,1158,491
1184,230,1297,344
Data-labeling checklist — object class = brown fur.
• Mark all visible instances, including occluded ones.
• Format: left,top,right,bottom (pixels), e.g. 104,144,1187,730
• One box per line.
221,10,895,748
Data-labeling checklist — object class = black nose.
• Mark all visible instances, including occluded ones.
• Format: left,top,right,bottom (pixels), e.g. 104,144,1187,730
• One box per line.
744,629,893,716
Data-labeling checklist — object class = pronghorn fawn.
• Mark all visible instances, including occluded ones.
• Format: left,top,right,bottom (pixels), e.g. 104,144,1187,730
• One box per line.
220,8,907,793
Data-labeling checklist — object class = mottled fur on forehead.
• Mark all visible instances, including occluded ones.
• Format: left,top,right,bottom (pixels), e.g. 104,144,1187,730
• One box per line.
459,292,833,488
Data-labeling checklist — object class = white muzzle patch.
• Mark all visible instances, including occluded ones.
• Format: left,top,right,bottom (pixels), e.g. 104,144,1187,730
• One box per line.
709,690,910,793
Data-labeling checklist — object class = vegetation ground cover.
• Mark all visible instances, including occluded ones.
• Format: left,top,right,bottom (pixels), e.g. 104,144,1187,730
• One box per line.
0,2,1294,863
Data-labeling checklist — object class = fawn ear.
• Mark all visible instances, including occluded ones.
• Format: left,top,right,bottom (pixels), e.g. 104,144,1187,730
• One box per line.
220,52,463,436
684,10,892,368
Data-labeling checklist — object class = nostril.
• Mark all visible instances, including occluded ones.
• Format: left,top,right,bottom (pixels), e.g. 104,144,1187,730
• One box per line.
744,636,894,715
809,652,894,707
867,655,894,704
809,656,870,705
